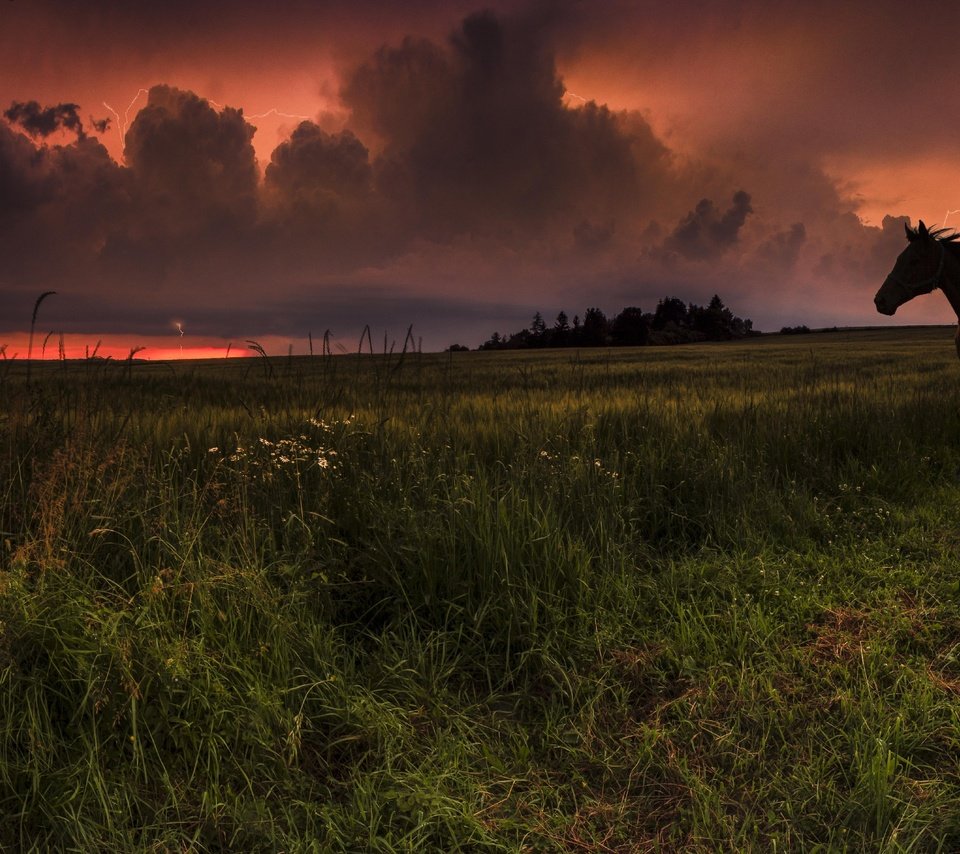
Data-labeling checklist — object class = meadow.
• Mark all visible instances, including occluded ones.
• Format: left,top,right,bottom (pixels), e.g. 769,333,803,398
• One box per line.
2,326,960,851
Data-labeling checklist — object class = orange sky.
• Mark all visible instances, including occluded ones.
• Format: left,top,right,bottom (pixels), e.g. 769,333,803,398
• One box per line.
2,0,959,353
0,333,251,362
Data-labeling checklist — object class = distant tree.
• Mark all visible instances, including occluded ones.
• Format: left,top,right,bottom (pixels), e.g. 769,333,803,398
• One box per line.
652,297,688,330
479,332,503,350
446,343,470,351
611,306,649,346
569,314,582,346
690,294,737,340
550,311,569,346
581,307,609,347
504,329,532,349
529,311,547,346
712,294,738,338
476,294,754,349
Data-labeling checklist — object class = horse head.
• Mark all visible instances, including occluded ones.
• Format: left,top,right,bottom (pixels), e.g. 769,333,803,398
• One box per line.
874,220,945,315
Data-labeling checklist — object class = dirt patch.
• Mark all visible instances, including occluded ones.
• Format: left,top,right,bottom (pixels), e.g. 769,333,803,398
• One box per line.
806,607,874,663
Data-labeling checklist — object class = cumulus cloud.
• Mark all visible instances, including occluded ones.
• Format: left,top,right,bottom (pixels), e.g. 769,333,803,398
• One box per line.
122,85,258,238
4,100,86,140
0,121,128,288
663,190,753,260
266,122,372,201
261,121,406,268
341,10,665,244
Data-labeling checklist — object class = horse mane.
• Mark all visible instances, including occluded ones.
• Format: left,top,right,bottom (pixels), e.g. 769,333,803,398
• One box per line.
907,224,960,243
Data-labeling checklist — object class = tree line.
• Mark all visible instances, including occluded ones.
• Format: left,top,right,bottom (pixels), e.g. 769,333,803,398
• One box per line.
474,295,756,351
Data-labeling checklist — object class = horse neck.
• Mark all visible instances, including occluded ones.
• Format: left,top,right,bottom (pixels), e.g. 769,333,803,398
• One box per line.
940,244,960,319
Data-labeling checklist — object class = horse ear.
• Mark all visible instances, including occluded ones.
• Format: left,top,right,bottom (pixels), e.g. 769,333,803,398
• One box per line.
906,222,916,241
919,220,929,238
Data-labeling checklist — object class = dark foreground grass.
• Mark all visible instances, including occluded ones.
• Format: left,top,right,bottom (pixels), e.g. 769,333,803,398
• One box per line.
2,327,960,850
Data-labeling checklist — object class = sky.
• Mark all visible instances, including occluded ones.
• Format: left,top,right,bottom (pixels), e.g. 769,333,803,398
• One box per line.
2,0,959,357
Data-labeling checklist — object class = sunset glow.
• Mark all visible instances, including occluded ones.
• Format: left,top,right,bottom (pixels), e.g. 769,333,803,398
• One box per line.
0,334,253,362
3,0,959,353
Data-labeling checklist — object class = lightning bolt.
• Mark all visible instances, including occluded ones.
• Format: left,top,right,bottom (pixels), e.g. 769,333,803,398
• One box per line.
206,99,311,122
944,210,960,228
176,321,184,353
101,89,313,166
105,90,311,135
102,88,150,155
565,91,588,104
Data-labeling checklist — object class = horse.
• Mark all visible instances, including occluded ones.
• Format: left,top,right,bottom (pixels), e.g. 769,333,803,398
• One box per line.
875,220,960,359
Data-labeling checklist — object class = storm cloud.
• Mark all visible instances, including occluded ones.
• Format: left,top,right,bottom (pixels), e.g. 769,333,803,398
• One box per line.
664,191,754,260
123,85,259,234
4,100,86,140
0,2,953,350
340,10,665,245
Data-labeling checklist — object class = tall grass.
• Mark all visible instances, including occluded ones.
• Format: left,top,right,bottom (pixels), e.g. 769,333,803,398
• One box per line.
2,328,960,849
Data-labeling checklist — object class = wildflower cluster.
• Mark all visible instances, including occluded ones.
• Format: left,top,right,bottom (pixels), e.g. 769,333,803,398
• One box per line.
537,448,621,480
211,418,350,483
813,480,894,542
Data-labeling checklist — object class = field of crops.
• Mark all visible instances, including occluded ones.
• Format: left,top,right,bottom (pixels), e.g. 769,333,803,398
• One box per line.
3,327,960,851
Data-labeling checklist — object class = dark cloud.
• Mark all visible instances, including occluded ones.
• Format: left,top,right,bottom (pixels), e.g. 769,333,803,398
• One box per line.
0,122,128,289
664,191,753,260
0,122,55,219
341,10,662,243
123,85,258,235
343,36,454,151
4,100,86,140
266,122,372,200
757,222,806,269
90,116,111,134
262,121,403,267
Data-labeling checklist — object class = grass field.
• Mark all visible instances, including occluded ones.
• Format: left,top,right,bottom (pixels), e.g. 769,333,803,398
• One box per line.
3,326,960,851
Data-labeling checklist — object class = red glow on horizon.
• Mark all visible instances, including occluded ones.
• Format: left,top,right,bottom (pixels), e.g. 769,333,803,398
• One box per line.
0,333,252,361
133,347,252,361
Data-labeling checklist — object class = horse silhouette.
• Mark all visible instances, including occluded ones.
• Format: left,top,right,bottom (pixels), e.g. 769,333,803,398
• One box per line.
875,220,960,359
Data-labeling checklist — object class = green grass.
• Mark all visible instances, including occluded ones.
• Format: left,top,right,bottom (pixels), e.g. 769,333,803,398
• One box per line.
3,327,960,850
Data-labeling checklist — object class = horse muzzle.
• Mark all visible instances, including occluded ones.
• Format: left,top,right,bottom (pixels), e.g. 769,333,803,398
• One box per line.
874,277,908,315
874,291,897,315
